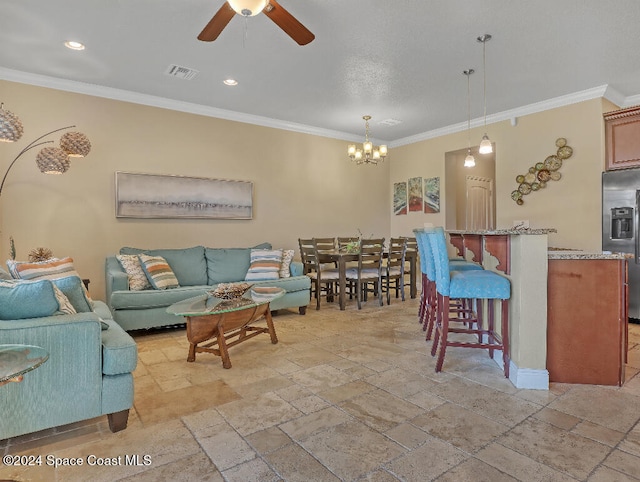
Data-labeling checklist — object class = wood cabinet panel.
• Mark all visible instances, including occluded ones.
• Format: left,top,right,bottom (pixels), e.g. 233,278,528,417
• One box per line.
605,106,640,170
547,259,628,386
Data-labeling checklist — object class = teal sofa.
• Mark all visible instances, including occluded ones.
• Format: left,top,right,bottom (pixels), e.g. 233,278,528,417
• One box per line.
0,299,137,440
105,245,311,331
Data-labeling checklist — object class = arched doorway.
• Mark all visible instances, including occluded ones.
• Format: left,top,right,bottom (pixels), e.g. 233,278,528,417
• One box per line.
444,145,496,230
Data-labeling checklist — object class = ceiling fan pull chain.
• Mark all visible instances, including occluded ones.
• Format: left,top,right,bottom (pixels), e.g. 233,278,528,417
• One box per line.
243,16,248,48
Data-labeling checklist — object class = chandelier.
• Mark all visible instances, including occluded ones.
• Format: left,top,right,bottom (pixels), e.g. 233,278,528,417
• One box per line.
347,116,388,165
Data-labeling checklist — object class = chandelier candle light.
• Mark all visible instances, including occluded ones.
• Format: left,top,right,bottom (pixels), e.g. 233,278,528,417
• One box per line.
348,116,388,165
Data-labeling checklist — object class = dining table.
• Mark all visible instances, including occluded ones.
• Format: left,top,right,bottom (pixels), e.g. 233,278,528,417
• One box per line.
316,248,417,310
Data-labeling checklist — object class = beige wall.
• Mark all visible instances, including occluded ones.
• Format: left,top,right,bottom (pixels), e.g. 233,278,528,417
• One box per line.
0,79,618,303
390,98,609,251
0,81,390,300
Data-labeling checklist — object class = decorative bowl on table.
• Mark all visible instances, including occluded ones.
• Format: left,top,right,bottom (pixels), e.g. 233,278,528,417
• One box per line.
208,282,252,300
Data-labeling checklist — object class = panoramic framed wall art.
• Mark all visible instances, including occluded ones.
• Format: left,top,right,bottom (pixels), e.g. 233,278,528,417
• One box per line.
115,171,253,219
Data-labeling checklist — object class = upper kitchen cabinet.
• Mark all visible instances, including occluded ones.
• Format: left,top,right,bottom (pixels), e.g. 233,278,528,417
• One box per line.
605,106,640,170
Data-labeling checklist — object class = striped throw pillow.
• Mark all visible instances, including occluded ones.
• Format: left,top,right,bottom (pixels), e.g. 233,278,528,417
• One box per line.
138,254,180,290
245,249,283,281
7,257,79,281
52,284,77,315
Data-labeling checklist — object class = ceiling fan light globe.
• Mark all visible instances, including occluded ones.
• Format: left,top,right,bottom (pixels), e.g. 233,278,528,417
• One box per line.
228,0,268,16
479,134,493,154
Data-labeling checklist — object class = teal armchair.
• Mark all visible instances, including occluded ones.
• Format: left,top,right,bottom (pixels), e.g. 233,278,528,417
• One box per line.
0,301,137,440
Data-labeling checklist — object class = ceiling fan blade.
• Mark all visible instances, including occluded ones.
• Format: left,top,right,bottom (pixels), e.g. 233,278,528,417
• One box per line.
197,2,236,42
263,0,315,45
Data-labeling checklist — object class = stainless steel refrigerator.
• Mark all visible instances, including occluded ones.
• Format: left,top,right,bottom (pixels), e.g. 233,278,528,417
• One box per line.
603,168,640,319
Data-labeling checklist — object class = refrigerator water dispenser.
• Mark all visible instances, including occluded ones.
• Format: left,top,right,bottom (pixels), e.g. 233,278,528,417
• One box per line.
611,207,633,239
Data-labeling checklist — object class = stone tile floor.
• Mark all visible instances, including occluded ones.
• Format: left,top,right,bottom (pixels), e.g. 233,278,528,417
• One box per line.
2,297,640,481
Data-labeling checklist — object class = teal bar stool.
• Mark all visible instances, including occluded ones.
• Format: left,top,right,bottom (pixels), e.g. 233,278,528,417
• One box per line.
426,227,511,377
413,229,482,338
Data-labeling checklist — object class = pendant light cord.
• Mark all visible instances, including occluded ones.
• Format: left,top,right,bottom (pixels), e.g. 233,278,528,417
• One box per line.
482,40,487,129
467,73,472,147
464,69,474,149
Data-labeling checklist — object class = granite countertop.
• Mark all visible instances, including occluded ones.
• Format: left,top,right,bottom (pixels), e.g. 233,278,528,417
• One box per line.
447,228,557,235
547,251,633,260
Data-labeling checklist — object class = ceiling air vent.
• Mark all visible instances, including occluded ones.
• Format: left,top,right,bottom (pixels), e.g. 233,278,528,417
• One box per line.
378,118,403,127
164,64,199,80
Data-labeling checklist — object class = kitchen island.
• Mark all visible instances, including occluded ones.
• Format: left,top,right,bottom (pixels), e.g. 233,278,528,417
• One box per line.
446,229,556,389
444,229,629,389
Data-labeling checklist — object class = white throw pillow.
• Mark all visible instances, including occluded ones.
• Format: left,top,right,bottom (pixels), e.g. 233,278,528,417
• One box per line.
116,254,151,291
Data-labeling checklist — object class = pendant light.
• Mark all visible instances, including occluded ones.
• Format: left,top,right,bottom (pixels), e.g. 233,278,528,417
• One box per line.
463,69,475,168
478,34,493,155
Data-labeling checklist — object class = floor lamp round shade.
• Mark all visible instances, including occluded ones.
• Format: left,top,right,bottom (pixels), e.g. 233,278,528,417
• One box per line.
0,107,24,142
36,147,70,174
60,131,91,157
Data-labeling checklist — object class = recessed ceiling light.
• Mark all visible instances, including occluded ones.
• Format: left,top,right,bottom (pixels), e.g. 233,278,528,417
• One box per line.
64,41,85,51
223,79,238,86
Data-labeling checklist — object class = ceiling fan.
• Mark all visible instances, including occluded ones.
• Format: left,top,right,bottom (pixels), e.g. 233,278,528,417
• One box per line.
198,0,315,45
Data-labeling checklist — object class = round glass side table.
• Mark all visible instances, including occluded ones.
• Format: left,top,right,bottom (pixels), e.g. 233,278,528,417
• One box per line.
0,344,49,386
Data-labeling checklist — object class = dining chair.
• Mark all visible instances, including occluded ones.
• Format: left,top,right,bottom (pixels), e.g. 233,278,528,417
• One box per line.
383,237,407,304
300,242,340,310
337,236,359,298
298,238,315,275
346,238,385,309
314,237,338,269
337,237,359,250
314,237,336,251
426,227,511,377
298,238,318,299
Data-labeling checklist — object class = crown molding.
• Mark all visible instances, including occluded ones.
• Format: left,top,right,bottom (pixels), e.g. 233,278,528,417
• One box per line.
0,67,358,143
623,94,640,108
1,67,637,147
603,85,627,108
391,85,610,147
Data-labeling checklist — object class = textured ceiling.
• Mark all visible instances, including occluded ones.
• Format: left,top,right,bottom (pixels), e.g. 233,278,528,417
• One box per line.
1,0,640,145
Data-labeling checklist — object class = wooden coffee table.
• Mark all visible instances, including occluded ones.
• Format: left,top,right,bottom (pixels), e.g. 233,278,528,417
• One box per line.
167,287,284,369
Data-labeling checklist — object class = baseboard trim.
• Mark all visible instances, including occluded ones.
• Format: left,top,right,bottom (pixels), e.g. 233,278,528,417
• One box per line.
483,342,550,390
507,360,549,390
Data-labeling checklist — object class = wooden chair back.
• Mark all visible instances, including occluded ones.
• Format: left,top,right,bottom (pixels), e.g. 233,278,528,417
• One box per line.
404,237,417,252
337,237,359,249
298,238,315,274
313,237,336,252
387,237,407,272
358,238,385,272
